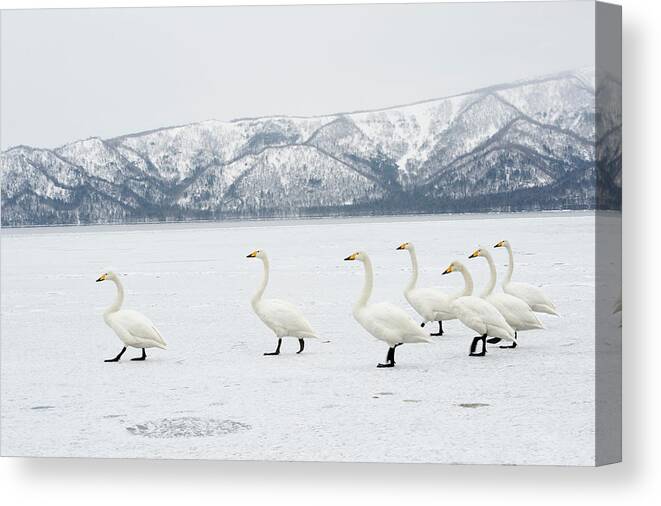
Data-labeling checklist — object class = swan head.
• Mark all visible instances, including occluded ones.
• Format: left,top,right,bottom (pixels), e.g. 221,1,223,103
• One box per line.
469,246,491,259
96,271,118,282
344,251,367,262
442,260,464,275
494,240,510,249
396,242,411,251
246,249,266,259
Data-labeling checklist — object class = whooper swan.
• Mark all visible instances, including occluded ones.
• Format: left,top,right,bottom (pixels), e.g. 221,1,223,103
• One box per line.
96,271,167,362
246,250,318,355
494,240,558,316
441,261,515,356
396,242,455,336
344,251,431,368
468,247,543,349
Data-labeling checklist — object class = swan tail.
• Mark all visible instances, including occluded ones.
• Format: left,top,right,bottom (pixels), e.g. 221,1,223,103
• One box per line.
528,315,544,330
151,327,167,348
492,324,516,342
412,332,434,344
533,304,559,316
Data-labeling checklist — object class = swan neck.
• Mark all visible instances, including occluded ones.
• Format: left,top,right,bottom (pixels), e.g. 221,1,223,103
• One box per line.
106,277,124,314
481,253,497,297
405,248,419,292
356,257,374,310
459,266,474,296
504,244,514,286
253,256,269,306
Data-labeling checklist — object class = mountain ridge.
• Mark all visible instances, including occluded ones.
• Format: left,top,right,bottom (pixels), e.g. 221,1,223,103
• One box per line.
1,67,621,227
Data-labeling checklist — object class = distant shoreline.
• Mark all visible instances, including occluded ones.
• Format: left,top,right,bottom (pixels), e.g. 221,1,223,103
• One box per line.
0,209,606,237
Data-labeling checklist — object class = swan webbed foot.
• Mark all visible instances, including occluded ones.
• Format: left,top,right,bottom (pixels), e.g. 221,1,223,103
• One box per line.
420,322,426,328
104,347,127,362
469,335,487,356
377,344,400,368
264,338,282,356
430,321,444,336
296,339,305,354
486,337,502,344
499,331,518,349
131,348,147,361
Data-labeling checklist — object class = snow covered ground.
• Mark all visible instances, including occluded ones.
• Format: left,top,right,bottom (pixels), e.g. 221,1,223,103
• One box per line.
0,211,610,464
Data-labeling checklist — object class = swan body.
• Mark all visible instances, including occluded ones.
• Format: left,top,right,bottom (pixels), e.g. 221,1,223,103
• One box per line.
247,250,317,355
353,302,432,346
345,251,431,367
96,271,166,362
494,240,558,316
441,261,515,356
469,247,543,340
397,242,455,335
105,310,167,349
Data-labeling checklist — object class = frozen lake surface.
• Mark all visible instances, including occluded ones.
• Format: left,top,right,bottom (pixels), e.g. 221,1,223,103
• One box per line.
1,212,610,464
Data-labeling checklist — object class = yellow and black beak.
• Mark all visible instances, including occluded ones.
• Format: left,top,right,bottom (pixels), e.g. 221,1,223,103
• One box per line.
246,251,258,258
96,273,107,282
396,242,408,250
494,240,505,248
442,264,454,275
469,249,480,259
344,253,358,261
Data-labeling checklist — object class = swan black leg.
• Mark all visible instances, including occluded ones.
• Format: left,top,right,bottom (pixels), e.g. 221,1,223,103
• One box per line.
377,343,401,368
420,322,426,328
131,348,147,361
430,321,444,336
264,338,282,356
487,337,502,344
377,347,395,368
104,347,126,363
297,339,305,354
500,332,518,349
469,334,488,357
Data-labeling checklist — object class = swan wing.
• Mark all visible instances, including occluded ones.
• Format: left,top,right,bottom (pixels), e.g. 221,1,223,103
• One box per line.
505,282,557,313
255,298,317,338
451,297,488,335
407,287,454,321
488,293,543,331
359,302,431,344
113,310,167,348
452,297,515,340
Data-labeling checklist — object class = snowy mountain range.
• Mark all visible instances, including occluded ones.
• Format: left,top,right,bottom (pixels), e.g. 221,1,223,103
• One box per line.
0,68,621,227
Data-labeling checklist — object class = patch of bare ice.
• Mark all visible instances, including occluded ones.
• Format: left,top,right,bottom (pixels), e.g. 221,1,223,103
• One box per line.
126,417,251,438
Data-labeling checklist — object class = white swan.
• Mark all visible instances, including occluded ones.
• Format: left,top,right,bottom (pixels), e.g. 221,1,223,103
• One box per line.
344,251,431,368
247,250,318,355
96,271,167,362
468,247,543,348
494,240,559,316
396,242,455,336
441,260,516,356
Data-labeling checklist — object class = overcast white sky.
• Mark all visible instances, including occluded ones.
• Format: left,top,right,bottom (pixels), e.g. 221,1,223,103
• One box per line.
0,2,595,149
